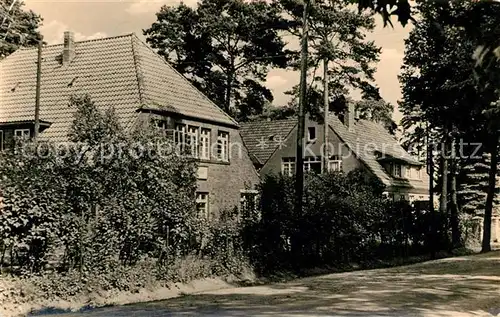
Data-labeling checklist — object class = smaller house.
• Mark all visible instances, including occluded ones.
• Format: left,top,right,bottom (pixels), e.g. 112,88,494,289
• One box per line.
240,104,430,202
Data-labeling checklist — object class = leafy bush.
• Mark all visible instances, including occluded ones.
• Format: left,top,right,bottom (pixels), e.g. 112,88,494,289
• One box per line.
0,94,204,277
245,170,448,274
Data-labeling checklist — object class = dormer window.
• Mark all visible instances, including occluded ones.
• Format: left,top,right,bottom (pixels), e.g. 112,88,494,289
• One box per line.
405,166,422,180
307,127,316,143
392,163,402,178
415,167,422,180
405,166,412,178
14,129,30,139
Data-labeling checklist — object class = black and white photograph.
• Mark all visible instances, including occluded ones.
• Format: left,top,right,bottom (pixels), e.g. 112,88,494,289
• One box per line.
0,0,499,316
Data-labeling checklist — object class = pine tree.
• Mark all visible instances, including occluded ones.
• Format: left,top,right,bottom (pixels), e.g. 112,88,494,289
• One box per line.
0,0,43,59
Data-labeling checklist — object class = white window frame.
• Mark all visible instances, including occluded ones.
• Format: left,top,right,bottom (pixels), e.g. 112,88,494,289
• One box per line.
217,131,229,162
200,128,211,160
187,126,199,158
328,155,342,172
415,167,422,180
281,157,295,176
174,124,186,154
392,163,402,178
307,127,316,143
196,192,209,219
0,130,3,151
405,166,412,178
304,156,321,173
405,166,422,180
14,129,30,139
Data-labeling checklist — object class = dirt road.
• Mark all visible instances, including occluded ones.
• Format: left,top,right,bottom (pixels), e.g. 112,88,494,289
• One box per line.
40,252,500,317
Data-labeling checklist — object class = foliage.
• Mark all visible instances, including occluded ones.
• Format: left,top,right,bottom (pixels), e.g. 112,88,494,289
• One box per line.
281,0,381,117
354,98,396,134
251,103,297,121
0,0,43,59
459,152,500,217
399,0,500,251
399,0,500,144
244,170,447,274
0,94,202,275
143,0,292,121
354,0,413,27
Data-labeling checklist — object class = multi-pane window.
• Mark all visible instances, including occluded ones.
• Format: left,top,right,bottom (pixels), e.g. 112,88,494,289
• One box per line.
200,128,210,160
0,130,3,151
392,163,402,178
404,166,422,180
14,129,30,139
196,192,209,219
216,131,229,162
187,126,199,158
174,124,186,154
328,155,342,172
405,166,412,178
415,167,421,180
281,157,295,176
304,156,321,174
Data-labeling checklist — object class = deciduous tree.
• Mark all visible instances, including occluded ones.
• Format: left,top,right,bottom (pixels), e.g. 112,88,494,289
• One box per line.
399,1,500,251
0,0,43,59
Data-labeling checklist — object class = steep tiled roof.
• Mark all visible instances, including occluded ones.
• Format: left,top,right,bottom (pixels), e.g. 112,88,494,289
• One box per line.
0,34,236,142
241,115,427,190
327,115,426,189
239,119,296,165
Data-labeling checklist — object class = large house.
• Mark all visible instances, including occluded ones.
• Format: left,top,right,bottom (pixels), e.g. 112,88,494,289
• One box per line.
0,32,260,216
240,104,430,202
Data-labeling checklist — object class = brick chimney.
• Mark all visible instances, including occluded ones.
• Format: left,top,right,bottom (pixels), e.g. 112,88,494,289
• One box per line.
63,31,75,65
344,102,355,132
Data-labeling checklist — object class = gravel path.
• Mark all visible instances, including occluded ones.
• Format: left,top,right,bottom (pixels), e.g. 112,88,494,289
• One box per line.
35,252,500,317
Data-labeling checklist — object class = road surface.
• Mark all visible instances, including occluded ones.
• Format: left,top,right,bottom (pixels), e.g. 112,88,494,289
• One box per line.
38,252,500,317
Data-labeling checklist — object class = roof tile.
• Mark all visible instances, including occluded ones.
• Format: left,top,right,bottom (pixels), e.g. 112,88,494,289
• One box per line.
241,115,428,190
239,119,296,165
0,34,236,142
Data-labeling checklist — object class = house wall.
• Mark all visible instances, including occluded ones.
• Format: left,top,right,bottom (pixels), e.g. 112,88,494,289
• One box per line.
257,117,431,201
260,118,362,176
146,112,260,217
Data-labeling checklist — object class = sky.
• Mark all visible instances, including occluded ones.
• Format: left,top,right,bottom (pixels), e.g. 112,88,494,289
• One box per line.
23,0,413,123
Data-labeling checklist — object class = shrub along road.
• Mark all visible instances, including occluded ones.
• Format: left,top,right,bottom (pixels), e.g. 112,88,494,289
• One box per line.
46,252,500,317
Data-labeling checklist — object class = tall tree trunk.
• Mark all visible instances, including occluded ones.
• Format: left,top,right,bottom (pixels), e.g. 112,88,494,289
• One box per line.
440,132,449,214
449,136,461,248
225,70,233,114
427,123,436,258
481,135,499,253
322,59,329,173
439,130,449,248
